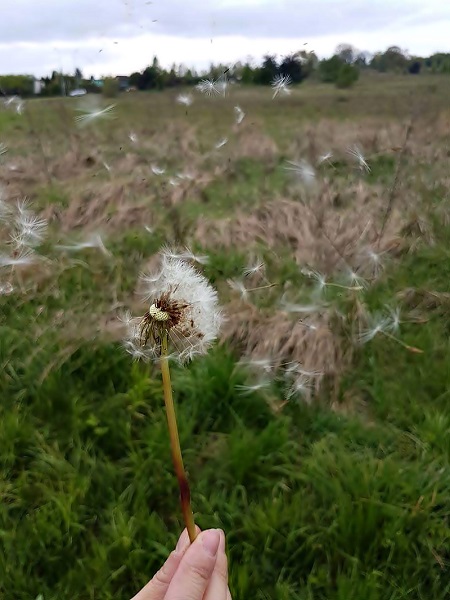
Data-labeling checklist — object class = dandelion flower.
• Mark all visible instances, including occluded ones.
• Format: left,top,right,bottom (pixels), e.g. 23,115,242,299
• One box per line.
123,250,222,543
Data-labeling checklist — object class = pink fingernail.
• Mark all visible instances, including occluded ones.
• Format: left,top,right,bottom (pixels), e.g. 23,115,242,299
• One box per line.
201,529,221,557
176,529,188,552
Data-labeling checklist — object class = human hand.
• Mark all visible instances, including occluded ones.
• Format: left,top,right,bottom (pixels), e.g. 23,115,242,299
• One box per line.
131,528,231,600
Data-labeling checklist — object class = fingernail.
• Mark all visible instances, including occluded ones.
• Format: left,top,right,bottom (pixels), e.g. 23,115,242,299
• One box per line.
201,529,221,557
175,529,189,552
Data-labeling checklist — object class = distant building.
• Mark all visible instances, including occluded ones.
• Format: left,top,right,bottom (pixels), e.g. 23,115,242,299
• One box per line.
116,75,130,91
33,78,45,95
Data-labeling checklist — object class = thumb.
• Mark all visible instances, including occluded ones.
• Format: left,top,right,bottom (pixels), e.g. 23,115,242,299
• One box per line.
165,529,222,600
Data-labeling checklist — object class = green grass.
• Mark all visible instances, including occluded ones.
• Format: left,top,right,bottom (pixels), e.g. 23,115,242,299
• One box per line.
1,77,450,599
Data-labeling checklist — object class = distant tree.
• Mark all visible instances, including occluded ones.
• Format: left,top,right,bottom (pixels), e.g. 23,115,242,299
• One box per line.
335,43,358,64
408,60,422,75
254,55,278,85
279,53,303,83
319,55,343,83
336,63,359,88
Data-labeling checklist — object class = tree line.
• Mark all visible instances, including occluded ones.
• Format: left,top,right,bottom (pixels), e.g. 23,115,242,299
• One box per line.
1,44,450,98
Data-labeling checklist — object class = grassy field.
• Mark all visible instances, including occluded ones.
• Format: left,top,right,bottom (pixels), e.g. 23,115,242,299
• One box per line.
1,75,450,599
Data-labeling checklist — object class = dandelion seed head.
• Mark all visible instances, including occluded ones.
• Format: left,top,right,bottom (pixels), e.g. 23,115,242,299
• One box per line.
134,254,221,361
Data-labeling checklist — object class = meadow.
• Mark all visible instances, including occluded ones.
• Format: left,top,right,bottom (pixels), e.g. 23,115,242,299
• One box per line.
1,74,450,599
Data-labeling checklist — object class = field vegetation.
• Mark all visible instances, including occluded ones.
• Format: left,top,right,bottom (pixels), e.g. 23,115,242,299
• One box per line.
1,74,450,599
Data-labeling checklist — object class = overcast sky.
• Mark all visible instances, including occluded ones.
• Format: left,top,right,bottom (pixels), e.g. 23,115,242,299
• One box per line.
1,0,450,77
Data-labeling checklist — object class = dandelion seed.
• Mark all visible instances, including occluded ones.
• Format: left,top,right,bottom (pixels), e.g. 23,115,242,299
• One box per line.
239,356,274,374
129,131,138,143
169,177,179,187
235,380,271,395
196,78,221,97
15,213,48,246
345,268,368,290
243,257,265,277
284,159,316,187
144,225,154,234
279,297,320,314
3,96,18,107
0,143,7,157
319,151,333,164
348,145,371,173
0,196,12,222
234,105,245,125
385,306,401,333
302,268,327,291
151,164,165,175
215,137,228,149
0,282,14,295
55,233,109,256
176,171,194,181
176,248,209,265
16,100,24,115
227,278,248,300
122,338,155,362
103,161,112,173
176,93,193,106
74,103,116,126
363,247,385,276
358,313,390,344
0,248,36,268
271,74,292,99
286,374,313,402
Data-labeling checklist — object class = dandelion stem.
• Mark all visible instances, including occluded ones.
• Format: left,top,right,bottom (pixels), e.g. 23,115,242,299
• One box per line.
381,330,424,353
160,331,197,543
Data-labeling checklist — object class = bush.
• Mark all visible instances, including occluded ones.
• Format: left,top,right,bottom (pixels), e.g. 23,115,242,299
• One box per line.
102,77,119,98
335,63,359,88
